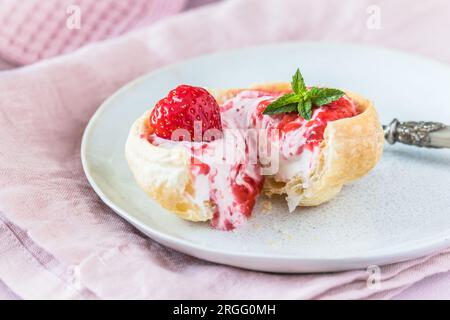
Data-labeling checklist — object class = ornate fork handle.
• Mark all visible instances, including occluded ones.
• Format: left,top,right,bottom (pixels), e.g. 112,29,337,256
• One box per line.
383,119,450,149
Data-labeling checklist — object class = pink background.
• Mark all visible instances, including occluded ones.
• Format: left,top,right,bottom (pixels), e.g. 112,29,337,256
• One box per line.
1,0,450,299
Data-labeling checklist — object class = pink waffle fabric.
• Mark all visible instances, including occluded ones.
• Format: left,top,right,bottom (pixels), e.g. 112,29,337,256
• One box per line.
0,0,187,65
1,0,450,300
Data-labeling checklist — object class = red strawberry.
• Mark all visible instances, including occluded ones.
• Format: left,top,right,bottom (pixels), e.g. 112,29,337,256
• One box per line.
149,85,223,141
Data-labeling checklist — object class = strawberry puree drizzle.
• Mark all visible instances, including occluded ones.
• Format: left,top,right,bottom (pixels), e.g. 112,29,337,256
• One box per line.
254,94,358,150
210,163,263,230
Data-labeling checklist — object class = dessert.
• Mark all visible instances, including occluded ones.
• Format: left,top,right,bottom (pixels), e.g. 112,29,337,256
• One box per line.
125,69,384,230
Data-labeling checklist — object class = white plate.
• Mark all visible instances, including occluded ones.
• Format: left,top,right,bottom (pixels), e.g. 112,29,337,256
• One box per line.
81,42,450,273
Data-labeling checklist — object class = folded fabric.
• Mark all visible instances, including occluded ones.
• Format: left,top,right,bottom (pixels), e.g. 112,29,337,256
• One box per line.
1,0,450,299
0,0,187,65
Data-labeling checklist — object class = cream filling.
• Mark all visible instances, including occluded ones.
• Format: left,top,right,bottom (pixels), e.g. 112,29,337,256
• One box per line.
149,90,324,211
225,90,322,189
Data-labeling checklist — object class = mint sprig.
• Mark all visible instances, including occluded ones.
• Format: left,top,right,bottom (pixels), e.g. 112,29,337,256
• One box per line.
262,68,345,120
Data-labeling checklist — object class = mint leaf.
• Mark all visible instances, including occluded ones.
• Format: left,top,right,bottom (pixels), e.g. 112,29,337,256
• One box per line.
304,99,312,120
297,100,305,118
262,93,299,115
263,103,297,115
298,99,313,120
291,68,306,94
310,87,345,106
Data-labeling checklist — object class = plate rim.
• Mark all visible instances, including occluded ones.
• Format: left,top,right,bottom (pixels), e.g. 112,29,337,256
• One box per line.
81,41,450,272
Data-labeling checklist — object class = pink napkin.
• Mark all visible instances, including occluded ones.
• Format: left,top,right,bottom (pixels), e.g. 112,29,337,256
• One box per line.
1,0,450,299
